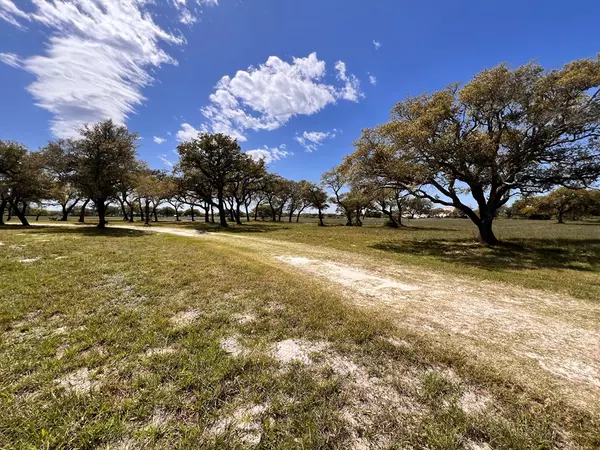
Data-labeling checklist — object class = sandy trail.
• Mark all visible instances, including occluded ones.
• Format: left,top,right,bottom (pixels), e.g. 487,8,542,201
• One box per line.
32,223,600,411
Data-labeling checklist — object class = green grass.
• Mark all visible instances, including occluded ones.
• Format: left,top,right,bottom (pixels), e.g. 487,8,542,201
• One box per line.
70,216,600,302
2,226,598,448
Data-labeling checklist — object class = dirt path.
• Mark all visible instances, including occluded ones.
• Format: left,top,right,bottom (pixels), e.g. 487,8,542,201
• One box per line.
34,223,600,412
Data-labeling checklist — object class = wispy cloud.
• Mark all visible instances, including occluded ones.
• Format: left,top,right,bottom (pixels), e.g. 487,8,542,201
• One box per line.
154,136,166,144
294,130,337,152
0,52,22,69
159,155,175,168
373,40,381,50
369,75,377,86
0,0,217,138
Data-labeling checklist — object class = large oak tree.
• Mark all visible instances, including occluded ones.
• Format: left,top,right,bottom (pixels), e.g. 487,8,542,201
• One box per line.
69,120,139,229
177,133,243,227
350,57,600,245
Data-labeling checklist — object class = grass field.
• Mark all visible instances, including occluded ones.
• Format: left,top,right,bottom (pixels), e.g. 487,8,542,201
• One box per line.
52,216,600,302
2,219,599,448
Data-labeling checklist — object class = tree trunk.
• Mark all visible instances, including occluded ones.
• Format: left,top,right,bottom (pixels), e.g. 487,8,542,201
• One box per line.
128,203,135,223
235,204,243,225
245,204,250,222
217,196,228,227
35,213,41,222
97,200,107,229
317,208,325,226
60,205,69,221
355,207,363,227
7,205,12,221
345,210,353,226
119,201,129,221
288,209,294,222
0,199,6,225
79,199,89,223
557,209,565,224
211,204,215,223
477,218,498,246
383,210,398,227
14,206,30,226
144,200,151,226
139,199,145,222
175,208,180,221
152,207,158,222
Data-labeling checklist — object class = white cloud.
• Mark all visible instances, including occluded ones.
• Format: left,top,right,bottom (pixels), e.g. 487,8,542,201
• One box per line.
0,52,22,69
176,123,200,142
0,0,219,138
294,130,336,152
369,75,377,86
195,52,362,141
154,136,166,144
159,154,175,168
246,145,292,164
373,40,381,50
179,9,198,25
0,0,29,29
334,61,362,102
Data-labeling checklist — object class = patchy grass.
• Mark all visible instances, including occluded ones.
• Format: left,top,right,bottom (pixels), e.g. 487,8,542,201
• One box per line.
95,217,600,302
1,226,599,448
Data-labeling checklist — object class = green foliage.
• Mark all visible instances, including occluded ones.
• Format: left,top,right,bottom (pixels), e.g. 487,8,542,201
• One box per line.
0,140,52,225
350,56,600,245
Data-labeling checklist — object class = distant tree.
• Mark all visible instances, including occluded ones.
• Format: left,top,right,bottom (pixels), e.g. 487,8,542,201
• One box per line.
404,197,433,219
370,186,408,227
0,141,51,226
135,169,170,225
40,141,82,221
532,188,594,223
289,180,313,222
164,175,186,221
227,156,266,224
304,183,329,226
69,120,139,228
262,174,293,222
253,204,272,221
322,168,354,226
351,57,600,245
178,133,243,227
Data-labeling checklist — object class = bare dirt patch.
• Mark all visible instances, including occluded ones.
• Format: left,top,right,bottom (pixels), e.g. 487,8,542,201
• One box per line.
144,346,178,357
220,336,246,357
233,313,256,325
56,368,98,394
276,256,419,299
144,409,174,431
209,403,268,446
170,309,200,328
19,257,41,264
275,251,600,412
460,388,491,415
272,339,327,365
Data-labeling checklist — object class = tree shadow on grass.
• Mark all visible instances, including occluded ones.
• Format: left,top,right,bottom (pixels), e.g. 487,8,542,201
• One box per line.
179,222,289,234
20,225,150,238
371,238,600,272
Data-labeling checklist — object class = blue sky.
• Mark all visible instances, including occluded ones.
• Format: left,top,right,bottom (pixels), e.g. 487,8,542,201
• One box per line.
1,0,599,185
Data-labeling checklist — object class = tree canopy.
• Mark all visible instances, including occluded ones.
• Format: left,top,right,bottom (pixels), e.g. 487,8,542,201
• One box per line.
349,56,600,244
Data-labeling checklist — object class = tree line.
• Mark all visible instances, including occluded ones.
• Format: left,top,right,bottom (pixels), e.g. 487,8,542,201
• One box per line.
1,55,599,245
0,123,332,228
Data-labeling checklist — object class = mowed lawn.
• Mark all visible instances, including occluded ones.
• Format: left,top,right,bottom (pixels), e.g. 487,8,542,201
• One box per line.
2,225,599,449
90,217,600,302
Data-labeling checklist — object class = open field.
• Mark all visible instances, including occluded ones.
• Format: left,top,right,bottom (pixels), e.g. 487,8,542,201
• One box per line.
1,222,600,449
33,216,599,302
